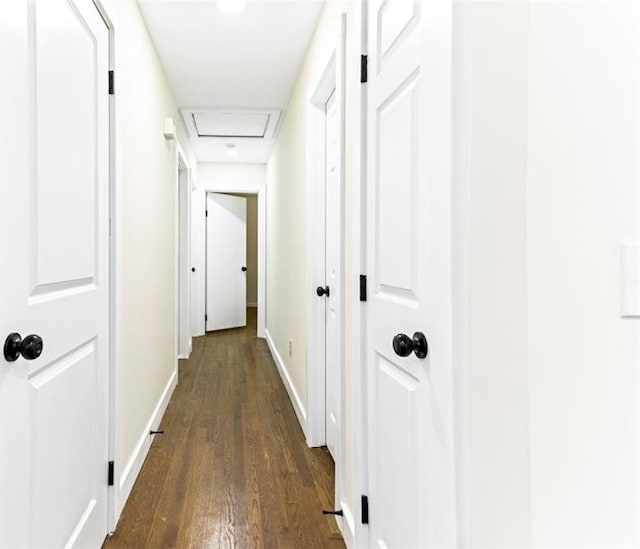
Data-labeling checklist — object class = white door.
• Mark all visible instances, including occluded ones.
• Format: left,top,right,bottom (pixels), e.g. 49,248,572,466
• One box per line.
0,1,110,547
206,193,247,331
366,0,457,547
324,90,341,460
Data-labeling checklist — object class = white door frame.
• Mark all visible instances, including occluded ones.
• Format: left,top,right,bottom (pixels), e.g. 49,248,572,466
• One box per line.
306,42,338,448
203,185,266,338
305,13,348,524
176,145,192,358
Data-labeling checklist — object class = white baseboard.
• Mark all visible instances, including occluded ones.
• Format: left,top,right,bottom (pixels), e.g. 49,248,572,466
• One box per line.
338,499,356,548
115,368,178,519
265,329,307,436
247,302,258,308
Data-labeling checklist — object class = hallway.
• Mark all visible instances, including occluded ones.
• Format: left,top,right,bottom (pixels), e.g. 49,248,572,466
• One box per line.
104,310,344,549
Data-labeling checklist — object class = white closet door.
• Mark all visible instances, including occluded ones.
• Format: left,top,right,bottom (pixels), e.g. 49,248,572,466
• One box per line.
0,0,111,546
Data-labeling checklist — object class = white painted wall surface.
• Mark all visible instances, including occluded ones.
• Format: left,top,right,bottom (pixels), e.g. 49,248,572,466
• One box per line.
104,0,197,521
526,4,640,545
454,3,532,545
455,2,640,546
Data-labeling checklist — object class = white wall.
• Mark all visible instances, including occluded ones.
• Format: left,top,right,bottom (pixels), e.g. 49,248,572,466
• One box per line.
105,0,197,521
526,4,640,544
194,163,267,337
454,2,640,546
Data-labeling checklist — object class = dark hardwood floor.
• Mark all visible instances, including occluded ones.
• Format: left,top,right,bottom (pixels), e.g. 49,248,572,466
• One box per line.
104,309,344,549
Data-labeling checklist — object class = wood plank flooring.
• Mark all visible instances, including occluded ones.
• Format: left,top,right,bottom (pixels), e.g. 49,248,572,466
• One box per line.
104,310,345,549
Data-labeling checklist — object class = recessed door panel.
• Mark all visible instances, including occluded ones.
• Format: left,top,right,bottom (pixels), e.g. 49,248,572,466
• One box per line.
30,340,101,547
34,0,99,291
377,0,419,65
376,72,419,299
375,354,419,548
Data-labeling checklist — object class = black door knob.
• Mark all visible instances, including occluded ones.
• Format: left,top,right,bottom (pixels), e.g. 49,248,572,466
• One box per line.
241,266,247,272
392,332,428,359
316,286,330,297
4,333,44,362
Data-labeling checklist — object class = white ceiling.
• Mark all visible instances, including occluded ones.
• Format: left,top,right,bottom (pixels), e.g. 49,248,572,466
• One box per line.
137,0,325,163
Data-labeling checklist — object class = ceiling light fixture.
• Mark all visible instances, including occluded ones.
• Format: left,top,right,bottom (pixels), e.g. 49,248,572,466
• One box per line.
225,143,239,157
217,0,247,14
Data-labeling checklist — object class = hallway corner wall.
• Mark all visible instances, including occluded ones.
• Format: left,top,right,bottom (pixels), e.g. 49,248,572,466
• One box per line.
104,0,198,523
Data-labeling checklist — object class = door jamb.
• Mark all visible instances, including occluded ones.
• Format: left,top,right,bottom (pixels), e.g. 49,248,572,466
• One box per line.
91,0,117,534
176,145,192,359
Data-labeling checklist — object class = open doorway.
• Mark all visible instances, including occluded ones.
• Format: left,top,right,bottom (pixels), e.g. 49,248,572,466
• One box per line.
205,192,259,333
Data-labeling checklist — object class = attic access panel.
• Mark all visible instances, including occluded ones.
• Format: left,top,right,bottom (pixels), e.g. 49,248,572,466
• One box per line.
194,111,268,138
182,108,282,140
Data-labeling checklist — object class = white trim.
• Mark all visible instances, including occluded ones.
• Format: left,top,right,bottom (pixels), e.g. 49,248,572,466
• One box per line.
351,3,369,547
176,144,192,359
452,3,472,543
201,183,266,339
91,0,117,534
116,368,178,518
265,329,307,435
339,499,356,548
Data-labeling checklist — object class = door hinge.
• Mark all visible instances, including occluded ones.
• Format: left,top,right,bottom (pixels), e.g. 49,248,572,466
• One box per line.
361,495,369,524
205,314,208,322
108,70,115,95
360,55,368,83
359,274,367,302
108,461,115,486
206,210,208,217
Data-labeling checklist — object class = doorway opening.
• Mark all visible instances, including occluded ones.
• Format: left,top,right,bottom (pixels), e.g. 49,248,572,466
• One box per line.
204,190,263,336
305,21,347,527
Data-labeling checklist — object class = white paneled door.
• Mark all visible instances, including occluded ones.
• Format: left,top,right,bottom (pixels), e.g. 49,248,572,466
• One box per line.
206,193,247,331
324,89,341,461
0,0,110,547
366,0,457,546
